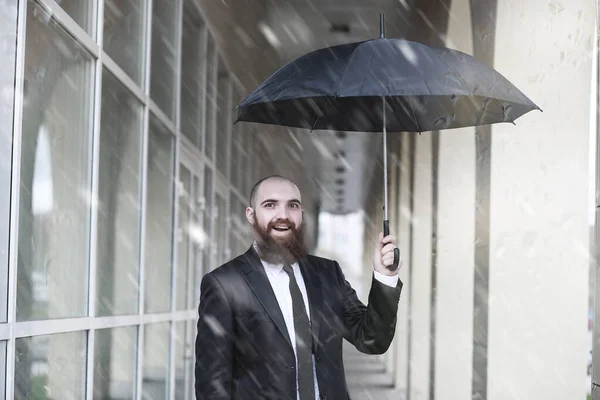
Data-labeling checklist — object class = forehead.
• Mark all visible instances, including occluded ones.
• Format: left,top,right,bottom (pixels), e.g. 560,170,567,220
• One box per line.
256,179,301,202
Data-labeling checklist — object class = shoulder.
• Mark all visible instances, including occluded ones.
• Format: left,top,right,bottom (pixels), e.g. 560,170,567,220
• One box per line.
306,254,343,277
201,256,246,287
306,254,337,266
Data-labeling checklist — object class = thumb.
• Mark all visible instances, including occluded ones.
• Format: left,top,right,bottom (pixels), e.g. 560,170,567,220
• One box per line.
376,232,383,249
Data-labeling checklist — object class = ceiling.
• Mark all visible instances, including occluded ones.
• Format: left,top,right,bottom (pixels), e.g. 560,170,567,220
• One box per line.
197,0,417,214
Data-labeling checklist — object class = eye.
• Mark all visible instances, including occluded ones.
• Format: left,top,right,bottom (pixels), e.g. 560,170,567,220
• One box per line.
289,203,299,208
264,203,274,208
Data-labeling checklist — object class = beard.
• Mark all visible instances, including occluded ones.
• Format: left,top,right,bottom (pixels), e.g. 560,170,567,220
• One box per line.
252,217,309,265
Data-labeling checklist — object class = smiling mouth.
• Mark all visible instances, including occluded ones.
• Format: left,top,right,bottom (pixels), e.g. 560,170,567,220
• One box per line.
272,226,291,232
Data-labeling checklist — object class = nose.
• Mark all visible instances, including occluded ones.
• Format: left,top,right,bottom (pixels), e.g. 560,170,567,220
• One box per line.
276,204,290,220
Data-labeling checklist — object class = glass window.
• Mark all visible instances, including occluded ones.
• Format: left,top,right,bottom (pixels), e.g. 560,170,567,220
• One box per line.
14,331,87,399
214,192,227,265
103,0,146,85
204,37,217,161
145,116,175,314
142,323,170,400
150,0,178,121
242,131,252,199
16,2,94,322
0,341,5,399
96,68,143,317
187,325,195,400
216,70,229,176
56,0,95,35
230,124,240,193
180,0,206,148
190,173,202,306
174,322,191,400
202,168,213,272
176,165,192,310
94,326,137,400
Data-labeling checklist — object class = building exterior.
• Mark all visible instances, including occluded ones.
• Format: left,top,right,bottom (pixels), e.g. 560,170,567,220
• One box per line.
0,0,598,400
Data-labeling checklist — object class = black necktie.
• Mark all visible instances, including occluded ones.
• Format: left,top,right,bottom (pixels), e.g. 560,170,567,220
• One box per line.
283,264,315,400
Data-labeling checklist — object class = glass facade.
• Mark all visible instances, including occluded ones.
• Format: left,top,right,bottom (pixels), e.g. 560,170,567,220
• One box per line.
1,0,256,398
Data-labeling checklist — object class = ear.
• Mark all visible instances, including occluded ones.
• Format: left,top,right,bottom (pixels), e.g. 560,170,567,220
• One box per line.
245,207,255,224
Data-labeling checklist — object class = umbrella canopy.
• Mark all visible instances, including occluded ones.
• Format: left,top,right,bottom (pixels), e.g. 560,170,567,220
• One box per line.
236,14,539,270
236,18,539,133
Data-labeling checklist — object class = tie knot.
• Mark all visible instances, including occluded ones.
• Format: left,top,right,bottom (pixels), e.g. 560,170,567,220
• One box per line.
283,264,294,276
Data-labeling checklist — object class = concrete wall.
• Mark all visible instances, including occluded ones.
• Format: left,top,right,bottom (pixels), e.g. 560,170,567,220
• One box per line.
487,1,594,399
381,0,595,399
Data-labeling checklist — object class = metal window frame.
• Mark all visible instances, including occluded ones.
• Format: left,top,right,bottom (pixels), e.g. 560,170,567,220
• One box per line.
5,0,31,398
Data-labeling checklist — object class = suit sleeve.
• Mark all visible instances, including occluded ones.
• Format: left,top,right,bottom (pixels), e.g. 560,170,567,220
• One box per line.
335,261,403,354
195,273,234,399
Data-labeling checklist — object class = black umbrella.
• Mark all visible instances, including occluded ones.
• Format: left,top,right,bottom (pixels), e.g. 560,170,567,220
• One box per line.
236,13,540,270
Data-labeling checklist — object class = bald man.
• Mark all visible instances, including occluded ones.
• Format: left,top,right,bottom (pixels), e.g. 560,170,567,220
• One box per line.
195,175,404,400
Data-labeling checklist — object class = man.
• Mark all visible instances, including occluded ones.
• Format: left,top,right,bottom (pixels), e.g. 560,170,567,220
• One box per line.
195,175,403,400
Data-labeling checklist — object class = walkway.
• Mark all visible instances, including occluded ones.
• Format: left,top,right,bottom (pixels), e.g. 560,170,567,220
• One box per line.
344,341,407,400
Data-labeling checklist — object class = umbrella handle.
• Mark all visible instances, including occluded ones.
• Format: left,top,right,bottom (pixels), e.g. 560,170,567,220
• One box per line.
383,220,400,271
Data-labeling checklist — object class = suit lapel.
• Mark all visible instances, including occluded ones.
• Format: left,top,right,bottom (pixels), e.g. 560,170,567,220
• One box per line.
299,257,323,357
237,247,293,350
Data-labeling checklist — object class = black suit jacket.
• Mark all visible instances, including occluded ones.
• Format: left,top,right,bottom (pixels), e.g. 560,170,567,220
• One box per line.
194,246,403,400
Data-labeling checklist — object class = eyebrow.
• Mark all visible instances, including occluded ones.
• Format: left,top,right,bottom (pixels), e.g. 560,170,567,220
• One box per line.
261,198,302,205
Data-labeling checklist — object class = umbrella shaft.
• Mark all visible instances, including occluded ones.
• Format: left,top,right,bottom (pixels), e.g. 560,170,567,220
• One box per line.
383,97,388,220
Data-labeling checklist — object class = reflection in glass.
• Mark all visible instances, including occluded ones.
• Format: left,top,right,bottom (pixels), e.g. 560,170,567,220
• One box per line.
174,322,192,400
150,0,178,120
216,71,229,176
202,168,213,272
177,166,191,310
142,323,170,400
17,2,94,321
94,326,137,400
56,0,95,35
14,331,87,400
180,0,206,148
96,68,143,317
145,117,175,314
187,327,195,400
215,193,227,265
103,0,146,85
204,37,217,161
230,124,239,192
0,341,5,399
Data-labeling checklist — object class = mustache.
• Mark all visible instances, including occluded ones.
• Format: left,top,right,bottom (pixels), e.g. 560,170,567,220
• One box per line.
268,219,294,229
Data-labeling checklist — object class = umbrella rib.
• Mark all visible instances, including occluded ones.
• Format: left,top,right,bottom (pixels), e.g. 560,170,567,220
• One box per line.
436,49,472,96
408,96,422,133
335,41,370,96
491,98,516,124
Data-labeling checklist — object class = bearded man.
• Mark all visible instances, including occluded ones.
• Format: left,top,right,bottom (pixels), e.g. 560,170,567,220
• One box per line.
195,175,404,400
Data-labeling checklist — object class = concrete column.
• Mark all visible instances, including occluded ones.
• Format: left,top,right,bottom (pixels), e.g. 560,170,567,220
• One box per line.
488,1,594,399
409,132,433,400
386,137,400,374
433,0,476,398
394,133,414,391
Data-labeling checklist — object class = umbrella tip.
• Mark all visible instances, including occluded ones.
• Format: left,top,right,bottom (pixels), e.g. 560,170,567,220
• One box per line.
380,12,385,38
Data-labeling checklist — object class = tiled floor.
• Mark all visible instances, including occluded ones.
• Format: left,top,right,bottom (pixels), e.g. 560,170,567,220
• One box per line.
344,342,407,400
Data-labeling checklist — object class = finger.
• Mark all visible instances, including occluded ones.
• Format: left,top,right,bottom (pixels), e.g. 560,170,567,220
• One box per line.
381,234,397,245
382,255,395,266
376,232,384,249
380,243,397,255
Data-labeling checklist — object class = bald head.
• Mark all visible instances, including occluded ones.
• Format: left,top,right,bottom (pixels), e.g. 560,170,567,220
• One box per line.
249,175,301,209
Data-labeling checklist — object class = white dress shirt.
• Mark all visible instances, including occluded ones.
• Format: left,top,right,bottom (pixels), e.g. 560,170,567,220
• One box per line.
258,251,398,399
